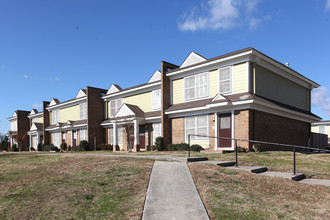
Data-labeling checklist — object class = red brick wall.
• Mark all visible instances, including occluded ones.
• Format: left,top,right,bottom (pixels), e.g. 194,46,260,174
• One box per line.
234,110,251,150
43,101,50,145
87,86,107,150
208,114,216,150
17,110,30,150
171,117,185,144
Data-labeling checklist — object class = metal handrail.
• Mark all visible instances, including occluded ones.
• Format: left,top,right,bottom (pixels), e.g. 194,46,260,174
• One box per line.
187,134,329,175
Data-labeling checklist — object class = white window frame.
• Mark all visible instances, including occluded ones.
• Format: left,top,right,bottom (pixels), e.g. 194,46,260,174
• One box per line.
110,128,114,145
152,123,161,144
110,98,123,118
117,126,123,145
184,115,209,142
184,72,209,101
79,129,88,141
10,120,17,131
152,89,161,111
218,66,233,95
52,132,61,147
52,110,60,124
80,102,87,120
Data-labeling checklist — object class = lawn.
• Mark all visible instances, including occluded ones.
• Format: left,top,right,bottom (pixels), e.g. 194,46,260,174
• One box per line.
0,154,153,219
189,163,330,220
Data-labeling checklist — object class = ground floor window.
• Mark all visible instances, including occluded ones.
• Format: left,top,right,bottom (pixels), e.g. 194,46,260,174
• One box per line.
185,115,208,141
32,135,38,149
152,123,161,144
79,129,88,141
52,132,61,147
117,126,123,145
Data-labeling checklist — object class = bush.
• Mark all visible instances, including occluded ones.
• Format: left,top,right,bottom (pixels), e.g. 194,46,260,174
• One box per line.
190,144,204,152
37,143,43,151
43,145,51,151
50,145,59,152
11,144,18,152
79,140,89,151
146,145,151,151
154,137,164,151
60,143,67,151
252,144,262,152
237,146,247,153
0,137,8,151
72,145,84,151
97,143,113,151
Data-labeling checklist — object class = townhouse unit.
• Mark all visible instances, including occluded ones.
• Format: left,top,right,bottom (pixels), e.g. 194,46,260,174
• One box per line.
101,71,162,152
311,121,330,147
27,109,44,150
6,110,30,150
160,47,320,151
44,87,107,149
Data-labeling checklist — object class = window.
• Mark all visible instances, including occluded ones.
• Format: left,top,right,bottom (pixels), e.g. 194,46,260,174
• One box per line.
319,126,326,134
52,110,60,124
52,132,61,147
10,120,17,131
62,131,66,143
219,67,232,94
110,128,114,145
152,123,161,144
185,115,208,141
110,98,123,118
117,126,123,145
152,89,161,110
80,102,87,120
184,72,209,100
80,129,87,141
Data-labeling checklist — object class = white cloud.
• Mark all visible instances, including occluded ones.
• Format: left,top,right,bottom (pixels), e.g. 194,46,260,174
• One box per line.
50,76,60,82
32,104,43,109
312,86,330,116
178,0,264,31
23,74,28,79
326,0,330,11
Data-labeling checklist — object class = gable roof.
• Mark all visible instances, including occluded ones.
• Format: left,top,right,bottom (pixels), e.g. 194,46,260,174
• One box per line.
115,104,145,118
106,84,122,95
30,109,39,115
49,98,60,106
148,70,161,83
75,89,87,98
180,52,207,68
30,122,43,131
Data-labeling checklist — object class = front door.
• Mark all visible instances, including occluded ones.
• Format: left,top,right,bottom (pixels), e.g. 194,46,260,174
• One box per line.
139,125,145,150
218,113,232,148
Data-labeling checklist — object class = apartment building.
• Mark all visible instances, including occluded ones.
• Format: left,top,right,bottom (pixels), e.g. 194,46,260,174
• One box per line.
311,121,330,147
44,87,106,149
6,110,30,150
27,109,43,150
161,48,320,151
101,71,162,152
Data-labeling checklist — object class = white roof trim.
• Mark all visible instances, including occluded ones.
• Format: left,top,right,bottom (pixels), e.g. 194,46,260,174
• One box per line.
29,123,40,131
30,109,39,115
46,97,86,110
106,84,122,95
148,71,161,83
181,52,207,68
13,112,17,117
49,99,60,106
76,89,86,98
115,104,136,118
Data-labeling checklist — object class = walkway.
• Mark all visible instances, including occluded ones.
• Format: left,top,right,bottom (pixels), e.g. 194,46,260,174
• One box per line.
142,161,209,220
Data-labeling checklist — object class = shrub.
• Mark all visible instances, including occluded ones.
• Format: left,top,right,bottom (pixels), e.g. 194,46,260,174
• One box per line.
190,144,204,152
79,140,89,151
252,144,262,152
50,145,59,152
37,143,43,151
60,143,67,151
43,145,51,151
237,146,247,153
97,143,113,151
11,144,18,152
72,145,84,151
154,137,164,151
146,145,151,151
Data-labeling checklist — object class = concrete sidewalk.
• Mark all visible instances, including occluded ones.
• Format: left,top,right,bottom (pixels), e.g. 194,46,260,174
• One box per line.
142,161,209,220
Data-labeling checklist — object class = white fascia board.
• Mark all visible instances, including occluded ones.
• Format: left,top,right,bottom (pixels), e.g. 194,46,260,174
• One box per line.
251,50,319,88
165,102,228,115
7,117,17,121
73,124,87,128
46,97,87,111
311,121,330,125
167,51,253,77
102,82,161,100
27,131,43,135
145,116,161,121
28,112,43,119
45,127,62,132
232,100,254,105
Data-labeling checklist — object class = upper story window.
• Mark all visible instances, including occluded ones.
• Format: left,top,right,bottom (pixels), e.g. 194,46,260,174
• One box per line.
32,117,39,123
319,125,326,134
80,102,87,120
52,110,60,124
184,72,209,101
110,98,123,118
152,89,161,111
10,120,17,131
219,66,232,94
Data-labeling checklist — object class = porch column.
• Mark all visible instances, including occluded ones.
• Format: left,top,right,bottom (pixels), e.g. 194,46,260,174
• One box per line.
37,133,40,151
133,119,140,152
71,130,74,146
29,134,32,152
113,123,118,151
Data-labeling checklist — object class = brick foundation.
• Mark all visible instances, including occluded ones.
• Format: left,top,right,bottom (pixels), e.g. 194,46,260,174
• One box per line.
171,118,184,144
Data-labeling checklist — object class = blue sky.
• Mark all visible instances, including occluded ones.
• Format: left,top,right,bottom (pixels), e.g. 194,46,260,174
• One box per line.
1,0,330,134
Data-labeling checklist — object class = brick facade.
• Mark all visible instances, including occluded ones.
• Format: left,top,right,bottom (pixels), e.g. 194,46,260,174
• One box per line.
171,118,184,144
17,110,30,150
87,86,107,150
208,114,216,150
234,110,251,150
42,101,50,146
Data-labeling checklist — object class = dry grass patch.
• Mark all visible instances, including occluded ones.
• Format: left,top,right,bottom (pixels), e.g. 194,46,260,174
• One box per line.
189,163,330,220
199,151,330,179
0,154,153,219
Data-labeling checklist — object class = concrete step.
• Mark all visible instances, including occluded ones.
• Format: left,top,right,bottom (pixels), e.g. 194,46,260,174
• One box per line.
228,166,268,174
187,157,208,162
217,161,236,167
258,171,306,181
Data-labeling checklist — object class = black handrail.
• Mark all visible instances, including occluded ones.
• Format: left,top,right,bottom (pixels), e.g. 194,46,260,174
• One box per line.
187,134,329,175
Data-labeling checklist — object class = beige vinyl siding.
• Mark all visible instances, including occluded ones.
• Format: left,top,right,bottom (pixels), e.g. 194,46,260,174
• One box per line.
59,104,80,122
233,62,247,94
49,111,52,124
255,64,309,111
312,125,330,136
123,92,152,112
172,78,184,105
209,69,218,98
311,126,318,133
38,116,43,123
